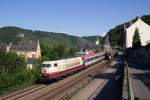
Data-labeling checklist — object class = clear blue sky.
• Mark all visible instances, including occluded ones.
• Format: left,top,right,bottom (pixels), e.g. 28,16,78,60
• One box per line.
0,0,150,36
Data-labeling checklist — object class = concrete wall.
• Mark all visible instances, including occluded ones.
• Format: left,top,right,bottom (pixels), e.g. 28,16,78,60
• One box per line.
126,47,150,66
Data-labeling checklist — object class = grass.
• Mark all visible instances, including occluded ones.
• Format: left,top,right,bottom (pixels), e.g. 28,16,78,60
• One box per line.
64,95,72,100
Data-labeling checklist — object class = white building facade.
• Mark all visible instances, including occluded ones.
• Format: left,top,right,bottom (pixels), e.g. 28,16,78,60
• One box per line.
126,18,150,48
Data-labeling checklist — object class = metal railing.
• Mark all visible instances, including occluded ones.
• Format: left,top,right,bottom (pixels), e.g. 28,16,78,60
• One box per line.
125,62,134,100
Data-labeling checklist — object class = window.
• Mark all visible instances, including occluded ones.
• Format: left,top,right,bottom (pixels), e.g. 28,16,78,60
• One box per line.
84,59,87,63
88,58,91,62
54,63,57,67
85,59,89,63
32,54,35,58
42,64,51,67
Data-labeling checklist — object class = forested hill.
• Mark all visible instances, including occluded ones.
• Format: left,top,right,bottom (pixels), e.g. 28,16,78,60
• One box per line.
0,26,102,48
82,36,103,44
105,15,150,48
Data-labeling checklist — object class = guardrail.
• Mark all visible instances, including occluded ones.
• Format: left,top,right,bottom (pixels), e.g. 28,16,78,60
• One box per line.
123,62,134,100
126,63,134,100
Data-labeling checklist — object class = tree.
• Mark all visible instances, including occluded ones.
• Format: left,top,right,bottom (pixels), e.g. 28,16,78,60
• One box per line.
132,28,141,49
53,43,66,58
146,42,150,52
66,46,77,57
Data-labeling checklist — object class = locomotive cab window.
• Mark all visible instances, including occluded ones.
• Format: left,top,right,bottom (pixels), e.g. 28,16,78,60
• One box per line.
42,64,51,67
54,63,57,67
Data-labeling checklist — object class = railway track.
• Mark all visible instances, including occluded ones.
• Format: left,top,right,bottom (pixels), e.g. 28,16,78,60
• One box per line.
1,60,111,100
0,85,47,100
87,80,107,100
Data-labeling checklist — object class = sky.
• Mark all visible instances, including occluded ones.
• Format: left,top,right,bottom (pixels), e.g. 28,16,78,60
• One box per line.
0,0,150,36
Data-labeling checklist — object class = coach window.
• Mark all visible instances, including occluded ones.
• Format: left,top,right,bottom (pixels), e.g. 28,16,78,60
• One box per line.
93,57,95,60
88,58,90,62
85,59,88,63
54,63,57,67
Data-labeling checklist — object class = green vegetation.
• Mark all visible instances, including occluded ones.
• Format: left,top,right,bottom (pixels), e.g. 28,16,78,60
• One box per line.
132,28,141,49
0,41,77,95
40,41,78,61
82,36,103,44
64,96,72,100
0,52,41,95
146,43,150,52
0,26,101,48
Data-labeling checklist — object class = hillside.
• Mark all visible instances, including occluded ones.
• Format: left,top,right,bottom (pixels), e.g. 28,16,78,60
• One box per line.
105,15,150,48
82,36,104,44
0,26,101,49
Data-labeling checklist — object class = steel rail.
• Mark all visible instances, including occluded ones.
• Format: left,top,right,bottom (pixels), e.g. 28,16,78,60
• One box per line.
0,85,47,100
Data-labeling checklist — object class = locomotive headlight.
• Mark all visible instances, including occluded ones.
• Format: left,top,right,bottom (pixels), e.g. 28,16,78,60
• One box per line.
43,69,46,73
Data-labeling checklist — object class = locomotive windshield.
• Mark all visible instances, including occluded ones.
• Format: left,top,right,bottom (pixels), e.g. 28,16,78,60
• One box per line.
42,64,51,67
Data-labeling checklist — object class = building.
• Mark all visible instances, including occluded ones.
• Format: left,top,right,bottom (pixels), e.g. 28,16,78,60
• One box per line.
10,40,41,69
0,40,41,69
0,43,10,53
11,40,41,59
126,17,150,48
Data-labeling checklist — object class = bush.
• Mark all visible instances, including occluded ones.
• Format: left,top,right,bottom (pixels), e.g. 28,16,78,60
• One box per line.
0,52,41,95
40,41,77,60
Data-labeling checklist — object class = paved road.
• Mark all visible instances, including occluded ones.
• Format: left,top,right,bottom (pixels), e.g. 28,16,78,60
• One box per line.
129,66,150,100
72,61,123,100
